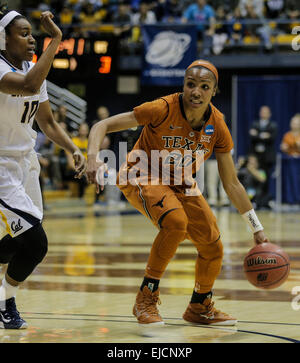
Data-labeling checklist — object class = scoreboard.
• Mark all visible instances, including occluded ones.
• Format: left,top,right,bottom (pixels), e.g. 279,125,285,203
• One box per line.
35,36,118,80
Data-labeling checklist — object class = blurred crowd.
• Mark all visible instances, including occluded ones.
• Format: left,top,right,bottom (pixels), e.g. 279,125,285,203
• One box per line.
24,0,300,54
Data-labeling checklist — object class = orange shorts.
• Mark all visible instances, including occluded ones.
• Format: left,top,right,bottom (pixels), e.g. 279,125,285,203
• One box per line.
118,181,220,245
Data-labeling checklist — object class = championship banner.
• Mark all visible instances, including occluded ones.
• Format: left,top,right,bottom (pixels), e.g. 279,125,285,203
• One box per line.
141,25,197,86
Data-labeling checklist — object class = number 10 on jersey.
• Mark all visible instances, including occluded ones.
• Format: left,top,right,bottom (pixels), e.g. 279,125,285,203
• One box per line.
21,101,39,124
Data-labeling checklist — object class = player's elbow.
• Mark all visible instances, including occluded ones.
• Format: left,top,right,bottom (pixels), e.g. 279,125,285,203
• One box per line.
23,75,43,95
23,83,40,95
91,120,108,136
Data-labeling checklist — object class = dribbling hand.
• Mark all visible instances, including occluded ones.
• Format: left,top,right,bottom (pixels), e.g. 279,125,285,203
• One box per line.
254,230,269,245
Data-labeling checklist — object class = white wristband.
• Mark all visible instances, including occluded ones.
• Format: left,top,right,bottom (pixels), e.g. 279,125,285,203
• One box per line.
242,209,264,233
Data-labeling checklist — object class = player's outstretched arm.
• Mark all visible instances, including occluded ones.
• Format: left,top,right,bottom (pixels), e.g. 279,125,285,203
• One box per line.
25,11,62,92
86,111,138,192
0,11,62,96
215,151,269,245
35,100,86,178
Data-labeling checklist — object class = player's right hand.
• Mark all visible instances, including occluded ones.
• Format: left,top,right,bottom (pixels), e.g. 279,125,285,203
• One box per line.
40,11,62,39
254,230,269,245
86,155,108,194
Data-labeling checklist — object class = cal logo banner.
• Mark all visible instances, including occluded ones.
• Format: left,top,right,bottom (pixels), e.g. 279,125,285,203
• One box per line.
141,25,197,86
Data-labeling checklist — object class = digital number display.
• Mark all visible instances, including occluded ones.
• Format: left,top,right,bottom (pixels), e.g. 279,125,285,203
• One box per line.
35,36,117,78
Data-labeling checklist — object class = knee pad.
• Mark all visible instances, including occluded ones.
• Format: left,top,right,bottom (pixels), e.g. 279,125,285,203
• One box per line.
156,208,188,260
160,208,188,232
197,238,224,261
6,223,48,282
23,223,48,264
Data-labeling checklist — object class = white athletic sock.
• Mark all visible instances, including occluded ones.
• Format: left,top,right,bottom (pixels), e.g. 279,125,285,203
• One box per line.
0,278,18,302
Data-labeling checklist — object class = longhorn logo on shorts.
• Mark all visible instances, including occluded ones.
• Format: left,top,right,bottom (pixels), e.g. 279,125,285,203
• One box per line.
152,195,166,208
11,219,23,234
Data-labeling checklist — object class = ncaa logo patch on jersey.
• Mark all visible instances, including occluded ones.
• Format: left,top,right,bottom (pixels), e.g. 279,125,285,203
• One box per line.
204,125,214,135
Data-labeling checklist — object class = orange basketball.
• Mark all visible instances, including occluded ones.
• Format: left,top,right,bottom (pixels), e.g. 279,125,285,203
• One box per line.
244,243,290,289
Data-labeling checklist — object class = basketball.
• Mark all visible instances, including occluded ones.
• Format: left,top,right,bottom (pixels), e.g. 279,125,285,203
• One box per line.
244,243,290,289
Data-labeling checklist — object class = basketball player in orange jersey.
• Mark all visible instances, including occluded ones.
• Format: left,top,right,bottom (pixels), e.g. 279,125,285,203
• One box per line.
86,60,269,326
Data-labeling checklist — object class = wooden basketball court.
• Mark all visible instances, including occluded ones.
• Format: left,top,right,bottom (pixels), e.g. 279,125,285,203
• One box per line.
0,198,299,344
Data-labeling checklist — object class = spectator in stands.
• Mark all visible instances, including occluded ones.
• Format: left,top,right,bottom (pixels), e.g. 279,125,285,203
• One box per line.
264,0,288,34
90,105,110,128
131,1,157,42
131,1,157,24
77,0,107,37
58,4,75,36
238,0,264,18
96,136,124,206
53,104,68,124
71,122,89,159
73,0,103,15
285,0,300,33
153,0,185,23
36,136,63,190
241,0,273,50
37,137,54,186
237,154,269,209
182,0,216,55
249,105,277,192
212,5,229,54
280,113,300,157
265,0,286,18
34,126,46,153
206,153,230,207
89,104,123,206
227,6,246,49
286,0,300,17
210,0,240,13
112,1,132,39
130,0,143,12
90,105,113,203
66,122,89,198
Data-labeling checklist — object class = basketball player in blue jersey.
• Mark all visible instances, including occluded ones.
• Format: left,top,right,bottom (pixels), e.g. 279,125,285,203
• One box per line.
0,7,86,329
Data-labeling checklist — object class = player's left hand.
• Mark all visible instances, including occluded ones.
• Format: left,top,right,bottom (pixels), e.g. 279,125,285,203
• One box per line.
40,11,62,39
73,150,86,179
254,230,269,245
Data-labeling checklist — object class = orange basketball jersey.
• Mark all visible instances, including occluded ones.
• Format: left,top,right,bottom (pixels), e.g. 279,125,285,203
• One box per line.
119,93,234,187
281,131,300,156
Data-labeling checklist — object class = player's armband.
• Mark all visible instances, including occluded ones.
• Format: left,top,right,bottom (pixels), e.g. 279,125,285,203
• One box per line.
241,209,264,233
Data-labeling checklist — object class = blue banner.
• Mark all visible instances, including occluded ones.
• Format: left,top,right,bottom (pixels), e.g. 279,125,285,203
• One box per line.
141,25,197,86
281,155,300,204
